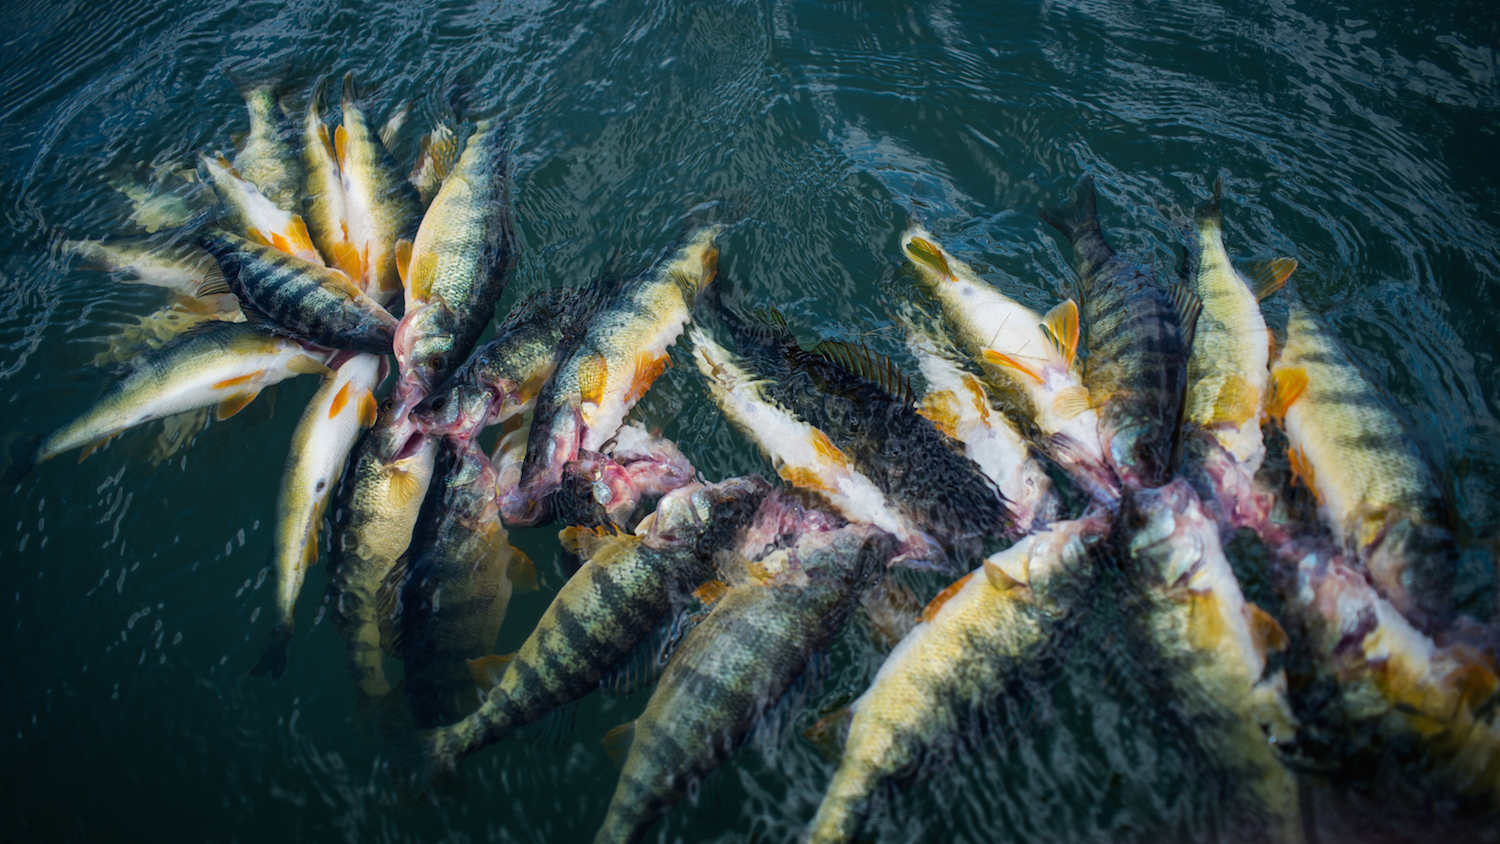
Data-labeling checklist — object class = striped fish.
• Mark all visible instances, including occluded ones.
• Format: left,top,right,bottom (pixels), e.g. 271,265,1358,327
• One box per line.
337,73,423,305
230,82,303,214
300,76,358,281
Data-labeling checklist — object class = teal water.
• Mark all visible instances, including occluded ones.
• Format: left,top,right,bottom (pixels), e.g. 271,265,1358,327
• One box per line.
3,1,1498,841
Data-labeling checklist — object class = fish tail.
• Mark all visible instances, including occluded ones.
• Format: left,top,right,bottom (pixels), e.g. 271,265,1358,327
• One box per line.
1038,174,1102,246
381,711,467,807
250,624,293,679
0,432,41,486
1193,175,1223,226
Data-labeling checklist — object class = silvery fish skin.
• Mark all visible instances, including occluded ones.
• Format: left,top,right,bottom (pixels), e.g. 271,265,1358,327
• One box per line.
337,73,423,305
252,353,384,680
327,409,438,701
501,228,718,525
200,151,323,265
380,438,529,727
1270,300,1457,630
394,119,516,395
198,232,397,354
0,321,331,484
400,476,770,794
64,237,219,299
805,518,1101,844
1123,480,1302,843
232,83,304,214
595,519,896,844
300,76,356,281
1041,176,1197,490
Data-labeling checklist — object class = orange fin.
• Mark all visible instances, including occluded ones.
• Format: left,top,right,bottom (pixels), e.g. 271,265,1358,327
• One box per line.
409,251,438,303
357,390,378,428
981,349,1045,385
906,236,953,279
334,125,348,172
1266,367,1307,421
1051,385,1092,421
558,524,639,564
1041,299,1081,370
803,707,853,758
1287,445,1323,506
626,351,671,405
808,428,849,469
286,216,318,261
215,390,259,420
778,465,839,494
507,546,540,592
328,382,352,418
332,240,364,282
918,391,963,439
693,579,730,607
467,653,516,691
1239,258,1297,302
1247,603,1289,655
577,354,609,406
288,354,334,377
921,571,975,623
245,227,274,249
78,432,122,462
213,373,255,390
602,721,636,770
394,239,412,290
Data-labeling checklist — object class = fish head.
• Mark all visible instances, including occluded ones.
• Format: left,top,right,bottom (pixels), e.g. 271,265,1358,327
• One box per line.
560,450,638,528
411,379,496,442
654,474,771,550
1106,420,1173,489
1122,479,1210,588
393,300,461,393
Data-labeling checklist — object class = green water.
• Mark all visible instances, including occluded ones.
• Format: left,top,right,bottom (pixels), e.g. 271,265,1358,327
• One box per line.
2,0,1497,841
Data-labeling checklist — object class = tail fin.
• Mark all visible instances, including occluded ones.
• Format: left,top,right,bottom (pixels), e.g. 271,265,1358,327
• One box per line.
0,432,41,486
1193,176,1223,226
249,624,292,679
379,713,464,807
1038,175,1101,246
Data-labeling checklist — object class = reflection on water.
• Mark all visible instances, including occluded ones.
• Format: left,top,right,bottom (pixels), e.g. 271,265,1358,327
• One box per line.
2,0,1496,841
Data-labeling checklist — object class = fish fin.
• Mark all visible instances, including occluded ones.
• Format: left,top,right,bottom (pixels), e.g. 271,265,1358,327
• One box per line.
1237,257,1297,302
982,557,1024,591
333,240,365,283
285,215,318,261
1041,299,1081,371
905,235,953,279
78,432,122,462
807,427,850,469
917,391,962,439
920,571,975,623
213,152,243,180
1266,367,1308,421
334,125,349,172
599,611,687,696
1209,375,1260,427
1039,175,1102,252
0,432,41,485
395,239,412,290
197,263,231,296
558,524,640,565
213,373,256,390
328,382,352,418
231,289,280,328
1246,603,1289,656
602,721,636,770
466,653,515,691
320,269,366,301
516,701,577,755
1185,591,1229,651
577,353,609,406
358,390,378,428
214,390,260,420
288,354,335,377
388,467,421,505
802,706,853,759
1169,282,1204,351
779,465,840,495
860,576,923,648
1051,385,1093,421
249,625,293,680
1193,176,1223,225
692,579,730,607
507,546,539,592
244,228,275,250
981,349,1045,385
811,340,915,404
377,553,412,658
626,351,671,405
1287,445,1323,506
409,252,439,303
315,120,337,159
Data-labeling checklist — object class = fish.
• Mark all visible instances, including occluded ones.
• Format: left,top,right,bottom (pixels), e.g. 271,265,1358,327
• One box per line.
107,172,205,233
90,301,242,368
1268,299,1458,630
326,408,439,702
1121,480,1302,842
337,73,423,305
300,76,358,281
393,119,517,395
1041,176,1200,490
251,353,384,680
689,324,939,565
197,232,397,354
64,237,221,300
392,475,770,796
901,227,1117,502
410,122,460,206
595,514,897,844
714,304,1013,546
231,82,304,214
804,517,1103,844
0,321,332,484
200,151,322,265
905,321,1059,533
500,228,719,525
378,438,534,727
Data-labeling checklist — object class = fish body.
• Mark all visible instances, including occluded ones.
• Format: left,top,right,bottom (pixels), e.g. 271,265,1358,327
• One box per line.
410,122,460,206
1271,301,1457,628
108,173,204,233
394,119,516,394
1123,480,1301,842
64,237,218,298
337,73,423,304
327,409,439,701
300,76,355,280
2,321,330,483
198,232,396,354
597,520,896,844
232,84,303,213
200,151,322,265
805,519,1100,844
1041,177,1198,490
253,353,383,679
901,227,1116,502
502,229,718,524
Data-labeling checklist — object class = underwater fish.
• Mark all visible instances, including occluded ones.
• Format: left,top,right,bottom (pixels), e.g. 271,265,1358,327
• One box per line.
64,237,219,299
252,352,383,680
338,72,423,305
107,172,204,233
0,321,332,484
1041,176,1200,490
1122,480,1302,842
501,228,719,525
231,82,304,214
300,76,357,281
596,511,896,844
1269,300,1458,630
395,475,770,795
326,408,439,702
197,232,397,354
200,151,322,265
804,517,1104,844
901,227,1117,503
393,119,516,395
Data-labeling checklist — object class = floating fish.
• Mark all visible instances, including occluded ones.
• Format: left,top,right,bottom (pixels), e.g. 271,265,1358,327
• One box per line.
252,353,384,680
338,73,423,305
1041,176,1200,490
64,237,219,299
107,172,204,233
231,82,304,214
200,151,322,265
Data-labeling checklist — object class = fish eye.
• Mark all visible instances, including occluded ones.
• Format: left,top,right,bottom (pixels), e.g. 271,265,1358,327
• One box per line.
430,396,448,412
428,355,447,371
381,397,393,411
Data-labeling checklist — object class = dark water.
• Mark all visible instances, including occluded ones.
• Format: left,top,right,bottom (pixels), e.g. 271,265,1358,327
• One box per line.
3,0,1498,841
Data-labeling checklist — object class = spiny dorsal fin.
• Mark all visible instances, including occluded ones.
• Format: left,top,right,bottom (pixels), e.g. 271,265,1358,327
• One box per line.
197,263,231,297
810,340,915,404
1236,257,1297,302
1169,282,1203,351
602,721,636,770
1040,299,1081,371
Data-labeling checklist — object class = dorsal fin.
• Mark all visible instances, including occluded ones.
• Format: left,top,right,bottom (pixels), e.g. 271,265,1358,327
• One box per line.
1169,282,1203,351
810,340,915,404
602,721,636,770
1236,258,1297,302
1040,299,1081,370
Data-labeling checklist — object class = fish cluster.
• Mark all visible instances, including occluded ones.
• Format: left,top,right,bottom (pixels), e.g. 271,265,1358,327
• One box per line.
7,74,1498,844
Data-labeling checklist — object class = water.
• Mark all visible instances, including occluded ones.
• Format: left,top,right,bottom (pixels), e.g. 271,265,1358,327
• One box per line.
2,0,1498,841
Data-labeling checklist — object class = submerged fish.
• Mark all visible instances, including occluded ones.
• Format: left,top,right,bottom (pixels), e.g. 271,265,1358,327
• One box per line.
231,82,304,214
64,237,219,299
394,119,516,394
596,509,896,844
1,321,331,484
107,172,204,233
252,353,384,679
200,151,322,265
805,517,1103,844
326,409,439,701
338,73,423,305
901,227,1117,502
379,438,534,727
1269,300,1458,629
197,232,397,354
1041,176,1200,490
397,475,770,794
300,76,356,281
501,228,719,525
1122,480,1301,842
